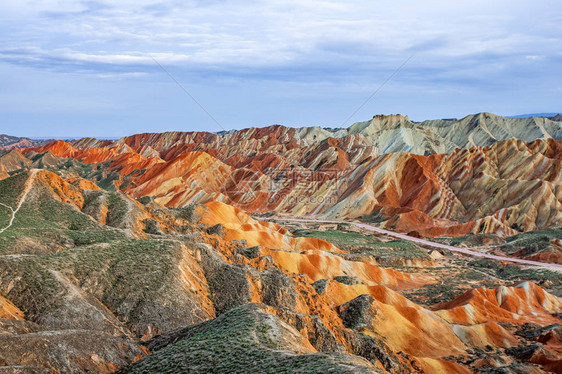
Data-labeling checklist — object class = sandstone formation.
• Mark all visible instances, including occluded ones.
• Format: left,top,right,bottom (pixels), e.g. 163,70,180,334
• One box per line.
0,113,561,372
16,113,562,242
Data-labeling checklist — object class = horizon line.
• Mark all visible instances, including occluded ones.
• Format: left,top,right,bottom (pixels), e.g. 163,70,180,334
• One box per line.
3,111,561,140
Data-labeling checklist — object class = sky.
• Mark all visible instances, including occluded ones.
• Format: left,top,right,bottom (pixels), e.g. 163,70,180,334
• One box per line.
0,0,561,138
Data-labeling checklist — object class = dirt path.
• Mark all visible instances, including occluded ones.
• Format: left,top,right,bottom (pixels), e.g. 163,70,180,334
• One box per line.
0,169,37,235
275,217,562,270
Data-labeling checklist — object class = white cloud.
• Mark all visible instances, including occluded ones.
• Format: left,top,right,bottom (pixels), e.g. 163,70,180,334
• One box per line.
96,71,147,79
0,0,560,132
0,0,559,78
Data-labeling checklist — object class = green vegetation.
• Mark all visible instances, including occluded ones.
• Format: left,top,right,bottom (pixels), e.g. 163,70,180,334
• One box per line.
106,192,129,228
0,256,62,319
294,229,415,249
0,170,210,335
136,196,152,205
496,265,561,283
93,172,120,191
0,235,204,335
407,282,468,305
0,172,28,207
293,229,429,264
0,175,127,253
0,204,12,228
440,234,482,246
468,259,562,290
439,228,562,255
505,228,562,244
402,266,512,306
498,228,562,256
52,158,94,174
142,218,161,235
174,204,197,223
358,210,389,224
126,305,368,374
468,259,502,269
51,239,177,310
37,156,121,192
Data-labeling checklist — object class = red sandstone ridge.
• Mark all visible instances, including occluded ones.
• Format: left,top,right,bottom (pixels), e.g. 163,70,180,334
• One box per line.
25,140,164,176
21,132,562,241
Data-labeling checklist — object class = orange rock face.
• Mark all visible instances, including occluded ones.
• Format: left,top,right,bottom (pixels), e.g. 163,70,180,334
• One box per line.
0,295,23,320
435,281,562,326
197,201,338,251
196,200,562,372
198,201,432,289
35,169,87,209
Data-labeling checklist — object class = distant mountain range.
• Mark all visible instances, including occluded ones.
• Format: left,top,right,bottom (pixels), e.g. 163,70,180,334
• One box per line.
507,113,561,119
0,135,116,149
0,134,52,149
3,112,560,144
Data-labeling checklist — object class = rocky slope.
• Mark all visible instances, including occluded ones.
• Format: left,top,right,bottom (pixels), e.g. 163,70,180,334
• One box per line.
0,170,561,373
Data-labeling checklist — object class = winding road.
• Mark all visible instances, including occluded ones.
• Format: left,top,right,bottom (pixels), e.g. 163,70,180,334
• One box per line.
0,169,37,235
276,217,562,270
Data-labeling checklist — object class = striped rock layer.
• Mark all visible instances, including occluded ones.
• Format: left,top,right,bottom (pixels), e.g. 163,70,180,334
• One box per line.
19,113,562,238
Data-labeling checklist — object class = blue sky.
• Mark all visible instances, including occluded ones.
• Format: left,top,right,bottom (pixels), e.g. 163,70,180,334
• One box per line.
0,0,561,138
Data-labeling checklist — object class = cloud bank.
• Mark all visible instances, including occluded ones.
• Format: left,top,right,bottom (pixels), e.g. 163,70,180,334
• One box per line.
0,0,560,136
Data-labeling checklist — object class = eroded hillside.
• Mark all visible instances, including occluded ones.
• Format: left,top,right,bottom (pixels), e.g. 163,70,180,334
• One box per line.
0,170,561,373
